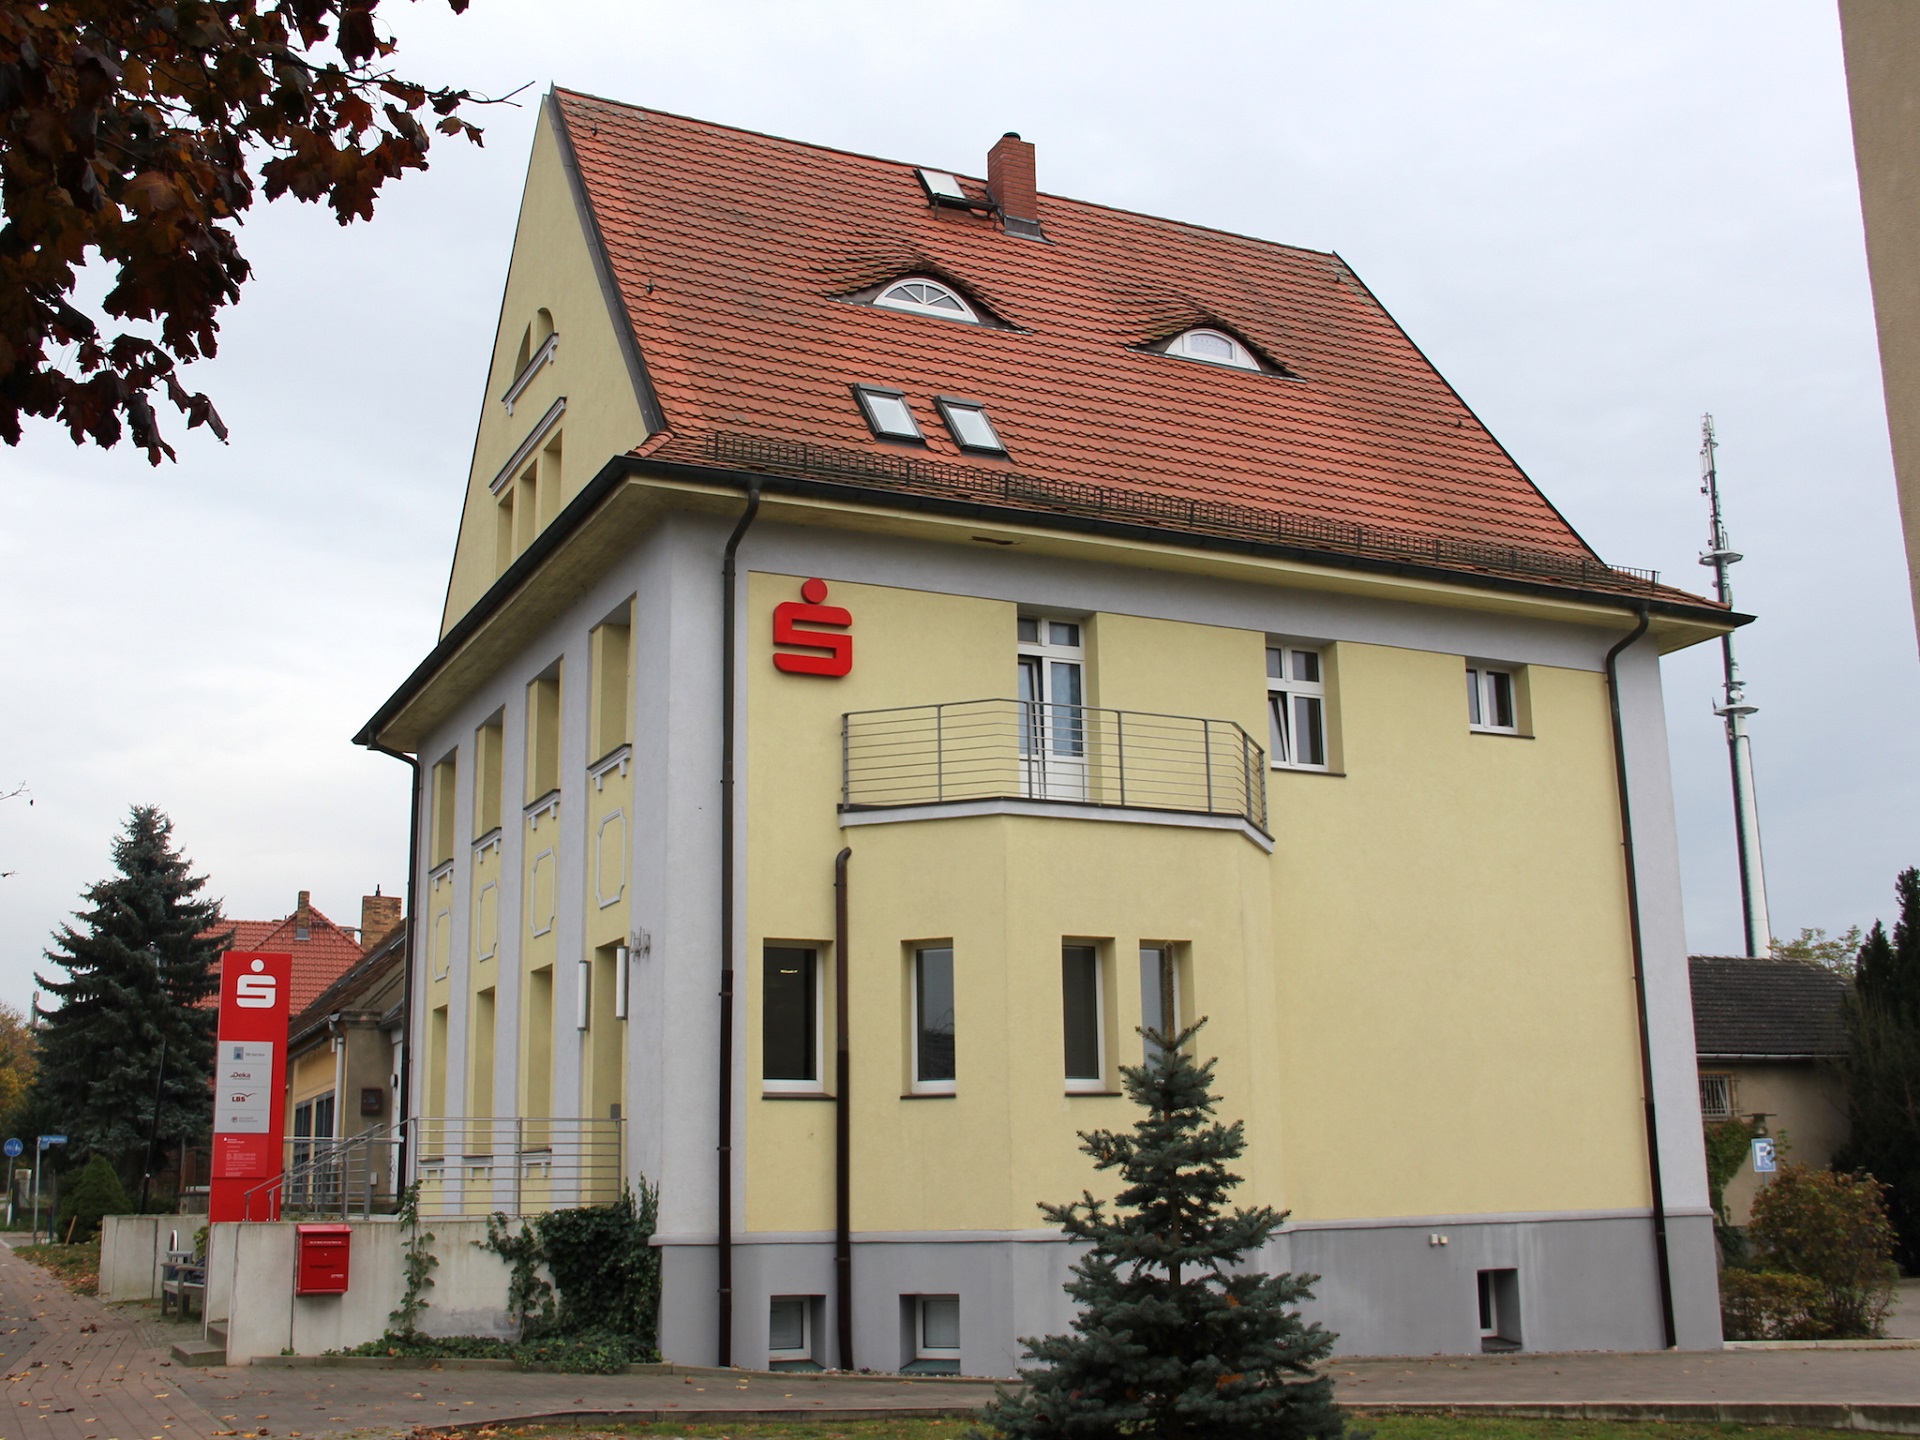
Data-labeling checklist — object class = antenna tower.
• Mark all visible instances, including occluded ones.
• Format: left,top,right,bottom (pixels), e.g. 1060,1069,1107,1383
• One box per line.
1699,414,1771,955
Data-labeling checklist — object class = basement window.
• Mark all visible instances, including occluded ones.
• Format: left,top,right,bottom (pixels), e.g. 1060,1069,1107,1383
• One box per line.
935,397,1006,455
875,277,978,323
852,385,924,442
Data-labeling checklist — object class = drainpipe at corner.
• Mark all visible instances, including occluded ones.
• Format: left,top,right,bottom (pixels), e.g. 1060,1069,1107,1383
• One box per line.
717,481,762,1367
1603,603,1677,1350
367,741,422,1191
834,845,853,1371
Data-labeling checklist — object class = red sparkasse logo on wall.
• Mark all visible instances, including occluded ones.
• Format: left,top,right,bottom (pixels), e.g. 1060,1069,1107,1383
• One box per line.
772,577,852,676
208,950,291,1222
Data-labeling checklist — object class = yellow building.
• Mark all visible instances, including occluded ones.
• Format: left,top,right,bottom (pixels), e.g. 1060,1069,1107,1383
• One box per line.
357,90,1740,1370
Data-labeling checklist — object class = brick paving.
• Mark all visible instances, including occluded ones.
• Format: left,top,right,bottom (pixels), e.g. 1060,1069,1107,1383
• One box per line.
8,1236,1920,1439
0,1240,222,1440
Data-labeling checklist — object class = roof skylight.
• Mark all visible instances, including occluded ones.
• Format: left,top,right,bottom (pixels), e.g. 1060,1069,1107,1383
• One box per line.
852,384,924,442
915,168,970,206
936,397,1006,455
1167,328,1261,371
875,278,979,323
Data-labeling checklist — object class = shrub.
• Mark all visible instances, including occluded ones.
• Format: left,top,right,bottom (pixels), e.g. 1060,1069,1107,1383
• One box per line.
1747,1163,1897,1338
57,1156,129,1242
1720,1270,1827,1340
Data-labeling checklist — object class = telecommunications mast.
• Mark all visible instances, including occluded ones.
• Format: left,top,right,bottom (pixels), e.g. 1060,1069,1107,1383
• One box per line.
1699,414,1771,956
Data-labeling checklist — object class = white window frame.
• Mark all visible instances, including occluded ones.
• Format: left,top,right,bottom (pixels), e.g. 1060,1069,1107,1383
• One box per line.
911,944,957,1095
916,1294,961,1359
1698,1072,1734,1122
1061,943,1105,1094
1266,645,1329,770
1017,616,1088,801
762,944,825,1095
935,396,1007,455
1168,327,1260,371
874,277,978,323
768,1295,813,1361
1467,664,1520,734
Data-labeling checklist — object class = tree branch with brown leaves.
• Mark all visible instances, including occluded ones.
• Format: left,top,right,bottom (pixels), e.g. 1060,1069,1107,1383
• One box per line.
0,0,498,463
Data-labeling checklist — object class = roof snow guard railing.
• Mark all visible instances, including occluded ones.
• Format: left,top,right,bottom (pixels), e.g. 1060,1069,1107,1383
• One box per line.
699,431,1663,596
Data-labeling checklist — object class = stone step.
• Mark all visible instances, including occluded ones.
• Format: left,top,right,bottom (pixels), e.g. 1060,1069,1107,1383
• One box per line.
170,1337,226,1367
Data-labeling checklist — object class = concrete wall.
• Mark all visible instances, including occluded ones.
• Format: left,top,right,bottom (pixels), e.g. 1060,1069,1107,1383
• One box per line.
203,1218,518,1362
99,1215,194,1303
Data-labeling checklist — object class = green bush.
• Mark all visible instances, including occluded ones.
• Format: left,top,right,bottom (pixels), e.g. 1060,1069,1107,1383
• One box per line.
56,1156,128,1242
1746,1163,1898,1338
1719,1269,1827,1340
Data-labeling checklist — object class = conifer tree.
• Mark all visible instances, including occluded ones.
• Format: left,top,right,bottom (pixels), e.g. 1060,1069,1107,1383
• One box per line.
1837,867,1920,1271
982,1022,1344,1440
34,806,225,1178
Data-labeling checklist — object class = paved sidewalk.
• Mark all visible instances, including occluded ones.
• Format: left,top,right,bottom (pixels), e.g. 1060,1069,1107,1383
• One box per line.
9,1236,1920,1439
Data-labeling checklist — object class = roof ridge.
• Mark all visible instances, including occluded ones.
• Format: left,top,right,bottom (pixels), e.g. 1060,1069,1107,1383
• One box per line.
549,87,1341,263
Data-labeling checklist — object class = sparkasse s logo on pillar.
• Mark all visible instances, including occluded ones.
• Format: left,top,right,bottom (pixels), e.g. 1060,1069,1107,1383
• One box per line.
235,956,278,1008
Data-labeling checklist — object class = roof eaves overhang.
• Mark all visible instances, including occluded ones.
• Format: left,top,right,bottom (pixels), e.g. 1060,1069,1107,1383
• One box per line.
358,451,1747,754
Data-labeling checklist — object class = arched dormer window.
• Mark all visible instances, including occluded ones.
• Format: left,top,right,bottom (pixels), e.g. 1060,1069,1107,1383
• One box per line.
1166,327,1260,371
874,277,979,324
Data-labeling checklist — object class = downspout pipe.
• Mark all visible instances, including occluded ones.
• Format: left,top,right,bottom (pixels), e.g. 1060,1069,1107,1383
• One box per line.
1604,604,1677,1350
833,846,853,1371
368,741,422,1188
717,480,762,1368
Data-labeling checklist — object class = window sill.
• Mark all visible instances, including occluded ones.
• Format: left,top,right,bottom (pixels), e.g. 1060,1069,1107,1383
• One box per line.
762,1090,834,1101
1270,765,1346,777
901,1090,956,1100
1468,728,1533,740
1066,1089,1124,1097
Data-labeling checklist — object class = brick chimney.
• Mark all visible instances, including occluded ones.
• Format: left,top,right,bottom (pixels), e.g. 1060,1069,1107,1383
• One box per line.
987,132,1043,239
361,888,402,952
294,889,312,942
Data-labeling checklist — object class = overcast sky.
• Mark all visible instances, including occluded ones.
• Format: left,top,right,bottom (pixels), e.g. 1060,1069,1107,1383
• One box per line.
2,0,1910,1010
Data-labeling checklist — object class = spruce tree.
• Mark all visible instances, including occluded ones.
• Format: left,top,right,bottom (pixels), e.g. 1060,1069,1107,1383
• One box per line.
1837,867,1920,1271
982,1022,1344,1440
34,806,225,1180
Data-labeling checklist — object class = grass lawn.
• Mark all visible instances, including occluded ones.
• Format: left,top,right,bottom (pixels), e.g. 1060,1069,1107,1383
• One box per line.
14,1239,100,1296
472,1421,1876,1440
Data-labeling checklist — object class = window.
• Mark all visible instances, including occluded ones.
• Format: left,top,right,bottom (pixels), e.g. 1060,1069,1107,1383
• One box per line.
916,1294,961,1363
763,946,821,1091
1062,944,1104,1091
912,945,956,1093
853,384,924,441
526,668,562,801
1166,327,1260,371
474,714,504,837
875,277,977,323
430,755,458,867
935,397,1006,455
1140,944,1182,1062
1699,1072,1734,1121
1017,616,1086,800
769,1296,815,1366
590,607,632,763
1467,665,1518,733
1267,646,1327,769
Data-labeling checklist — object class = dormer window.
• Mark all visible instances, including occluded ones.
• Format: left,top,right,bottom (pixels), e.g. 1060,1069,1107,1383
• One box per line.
874,278,979,324
1167,328,1260,371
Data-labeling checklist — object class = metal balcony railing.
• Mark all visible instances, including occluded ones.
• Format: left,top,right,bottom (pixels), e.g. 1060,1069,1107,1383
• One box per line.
842,698,1268,833
244,1116,626,1220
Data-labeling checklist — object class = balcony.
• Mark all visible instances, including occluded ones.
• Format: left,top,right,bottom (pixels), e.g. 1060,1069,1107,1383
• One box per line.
841,698,1269,840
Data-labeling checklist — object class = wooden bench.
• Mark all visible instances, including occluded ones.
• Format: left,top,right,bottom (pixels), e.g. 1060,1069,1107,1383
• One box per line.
159,1250,205,1318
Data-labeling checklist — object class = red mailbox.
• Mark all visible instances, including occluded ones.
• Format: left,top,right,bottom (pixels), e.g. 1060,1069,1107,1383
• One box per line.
294,1223,352,1295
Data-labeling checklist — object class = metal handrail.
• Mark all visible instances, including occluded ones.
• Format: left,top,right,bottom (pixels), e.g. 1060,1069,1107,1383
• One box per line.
842,698,1268,832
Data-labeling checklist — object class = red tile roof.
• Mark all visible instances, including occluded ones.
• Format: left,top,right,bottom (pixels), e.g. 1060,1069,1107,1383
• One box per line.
553,91,1701,598
203,903,368,1014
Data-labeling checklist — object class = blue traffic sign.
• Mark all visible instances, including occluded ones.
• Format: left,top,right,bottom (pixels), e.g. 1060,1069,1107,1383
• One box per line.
2,1139,19,1159
37,1135,66,1149
1752,1136,1777,1174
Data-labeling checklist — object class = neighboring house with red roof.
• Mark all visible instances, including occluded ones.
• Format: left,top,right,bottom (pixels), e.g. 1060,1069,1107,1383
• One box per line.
206,890,402,1015
357,91,1743,1370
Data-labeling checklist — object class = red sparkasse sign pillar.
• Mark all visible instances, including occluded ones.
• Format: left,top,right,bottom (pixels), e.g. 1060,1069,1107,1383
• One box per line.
208,951,291,1222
